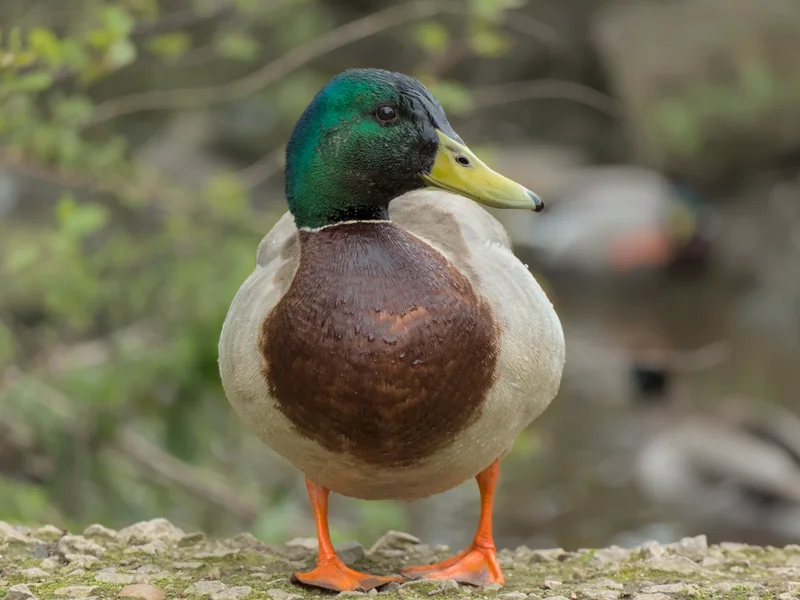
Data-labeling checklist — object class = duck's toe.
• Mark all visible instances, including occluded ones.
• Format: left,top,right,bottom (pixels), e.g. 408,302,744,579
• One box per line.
293,557,401,592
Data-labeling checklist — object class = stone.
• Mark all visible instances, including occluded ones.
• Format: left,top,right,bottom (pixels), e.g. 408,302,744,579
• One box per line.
633,595,670,600
184,581,229,597
337,593,364,597
40,557,61,570
173,561,204,569
579,587,619,600
178,532,206,547
96,570,136,584
643,583,698,594
483,583,503,591
667,535,708,561
400,579,459,595
20,567,51,578
64,554,100,569
119,584,167,600
531,548,567,562
594,579,623,591
33,524,64,540
368,531,422,554
124,541,168,555
7,584,37,600
54,586,100,598
212,587,253,600
58,536,105,558
498,593,528,600
266,589,302,600
637,541,665,559
67,569,87,577
590,547,630,565
337,541,366,565
644,555,701,574
83,524,118,539
542,581,563,590
117,519,185,545
0,522,35,545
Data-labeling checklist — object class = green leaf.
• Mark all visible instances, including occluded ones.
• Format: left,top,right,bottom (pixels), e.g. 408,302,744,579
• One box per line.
28,28,61,64
107,39,137,68
4,71,53,93
102,5,135,37
147,32,192,60
469,26,510,57
56,195,111,239
52,95,94,126
653,98,701,157
8,26,22,52
215,31,260,61
412,21,450,53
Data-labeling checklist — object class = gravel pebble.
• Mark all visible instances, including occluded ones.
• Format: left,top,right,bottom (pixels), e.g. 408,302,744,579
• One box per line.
95,570,136,584
632,595,670,600
54,586,100,598
124,541,168,555
7,584,38,600
40,557,61,570
64,554,100,569
83,524,118,539
579,587,619,600
644,555,701,574
59,536,105,559
118,584,166,600
173,561,204,569
19,567,51,579
184,581,229,597
0,523,37,545
212,586,253,600
498,592,528,600
643,583,698,594
118,519,186,545
33,524,64,540
266,589,302,600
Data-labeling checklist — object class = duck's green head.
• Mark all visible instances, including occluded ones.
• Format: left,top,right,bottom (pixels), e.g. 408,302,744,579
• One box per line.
285,68,543,229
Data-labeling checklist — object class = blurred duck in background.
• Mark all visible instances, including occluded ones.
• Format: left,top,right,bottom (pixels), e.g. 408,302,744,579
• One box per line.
492,164,713,275
631,362,800,546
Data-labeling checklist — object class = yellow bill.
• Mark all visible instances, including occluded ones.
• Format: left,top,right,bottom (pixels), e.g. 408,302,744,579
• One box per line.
421,129,544,212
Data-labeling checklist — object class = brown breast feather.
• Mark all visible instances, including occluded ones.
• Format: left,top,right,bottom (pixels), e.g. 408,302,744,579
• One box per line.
259,221,499,468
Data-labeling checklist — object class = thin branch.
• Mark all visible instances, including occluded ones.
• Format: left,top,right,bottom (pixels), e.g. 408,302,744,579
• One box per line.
87,0,561,127
471,79,623,119
114,429,258,522
88,0,448,126
132,1,234,35
0,366,259,522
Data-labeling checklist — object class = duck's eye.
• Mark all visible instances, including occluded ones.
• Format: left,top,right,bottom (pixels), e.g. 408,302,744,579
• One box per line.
375,104,398,124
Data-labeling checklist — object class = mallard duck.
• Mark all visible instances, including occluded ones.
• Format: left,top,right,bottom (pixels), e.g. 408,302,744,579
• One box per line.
631,363,800,545
218,69,565,591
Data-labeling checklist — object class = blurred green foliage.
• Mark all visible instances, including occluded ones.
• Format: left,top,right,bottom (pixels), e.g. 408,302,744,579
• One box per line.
0,0,531,542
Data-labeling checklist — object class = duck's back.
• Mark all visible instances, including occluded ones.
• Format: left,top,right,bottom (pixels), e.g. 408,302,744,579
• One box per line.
219,190,564,500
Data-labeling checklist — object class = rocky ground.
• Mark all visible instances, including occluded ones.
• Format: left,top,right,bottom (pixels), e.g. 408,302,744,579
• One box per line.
3,520,800,600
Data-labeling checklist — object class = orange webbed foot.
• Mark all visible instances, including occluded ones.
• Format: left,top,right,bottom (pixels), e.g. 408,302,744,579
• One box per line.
401,543,503,586
294,557,401,592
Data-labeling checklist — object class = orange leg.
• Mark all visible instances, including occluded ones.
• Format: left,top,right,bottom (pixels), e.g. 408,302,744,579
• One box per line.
401,459,504,586
293,477,401,592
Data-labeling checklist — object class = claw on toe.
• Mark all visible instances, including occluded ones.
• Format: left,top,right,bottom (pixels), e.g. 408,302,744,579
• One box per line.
294,558,401,592
401,544,503,587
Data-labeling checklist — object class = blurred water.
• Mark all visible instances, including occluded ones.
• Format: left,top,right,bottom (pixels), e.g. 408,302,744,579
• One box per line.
399,262,800,551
